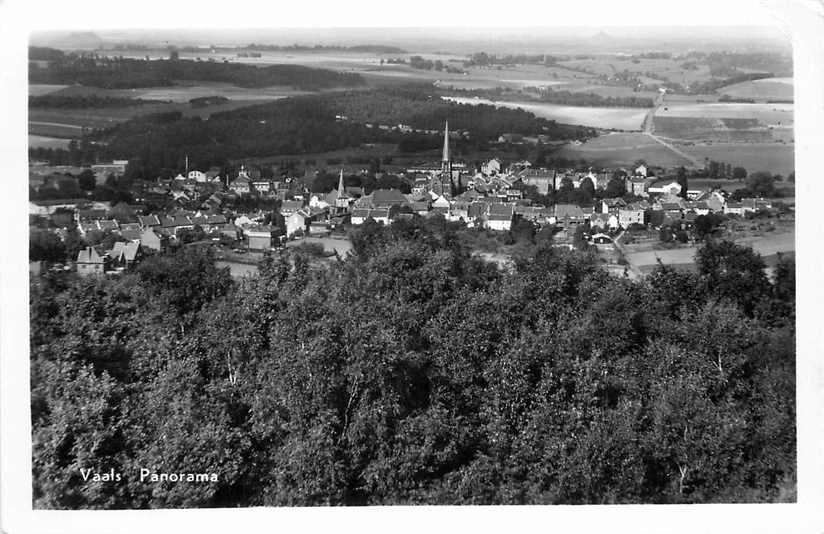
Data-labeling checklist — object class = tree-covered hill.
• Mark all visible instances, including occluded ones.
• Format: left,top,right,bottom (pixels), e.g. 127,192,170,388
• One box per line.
29,88,596,178
30,219,795,507
29,52,365,90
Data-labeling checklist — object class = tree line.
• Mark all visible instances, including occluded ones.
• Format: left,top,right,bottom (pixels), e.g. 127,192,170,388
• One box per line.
29,51,365,90
30,217,795,507
29,94,163,108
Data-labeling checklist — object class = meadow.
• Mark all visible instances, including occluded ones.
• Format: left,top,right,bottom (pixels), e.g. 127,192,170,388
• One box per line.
656,102,793,123
718,77,794,101
680,142,795,176
558,56,715,87
445,96,647,131
29,84,67,96
553,132,693,168
625,228,795,275
28,83,298,137
28,134,71,149
653,101,794,144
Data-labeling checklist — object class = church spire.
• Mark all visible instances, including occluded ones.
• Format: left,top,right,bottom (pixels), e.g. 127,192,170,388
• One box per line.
441,119,452,181
442,120,450,163
338,168,345,194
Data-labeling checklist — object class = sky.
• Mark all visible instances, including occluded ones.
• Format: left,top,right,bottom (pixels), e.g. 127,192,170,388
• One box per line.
9,0,799,31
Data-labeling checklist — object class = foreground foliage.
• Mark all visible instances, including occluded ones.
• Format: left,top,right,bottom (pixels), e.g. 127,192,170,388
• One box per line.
30,222,795,507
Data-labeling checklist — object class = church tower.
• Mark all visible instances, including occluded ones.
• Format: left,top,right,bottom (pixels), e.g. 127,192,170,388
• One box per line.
441,119,451,176
334,168,350,213
337,168,346,196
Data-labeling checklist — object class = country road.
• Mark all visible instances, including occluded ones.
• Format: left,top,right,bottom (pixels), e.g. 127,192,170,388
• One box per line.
644,132,703,167
641,91,703,168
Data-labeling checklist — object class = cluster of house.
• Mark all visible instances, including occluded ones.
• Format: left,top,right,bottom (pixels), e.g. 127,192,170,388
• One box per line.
313,155,775,239
31,123,779,276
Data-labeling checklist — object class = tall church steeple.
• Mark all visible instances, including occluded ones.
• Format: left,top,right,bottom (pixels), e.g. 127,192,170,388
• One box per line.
441,120,451,176
337,168,345,194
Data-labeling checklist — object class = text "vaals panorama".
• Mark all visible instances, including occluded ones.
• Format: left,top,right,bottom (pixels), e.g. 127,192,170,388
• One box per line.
80,468,219,483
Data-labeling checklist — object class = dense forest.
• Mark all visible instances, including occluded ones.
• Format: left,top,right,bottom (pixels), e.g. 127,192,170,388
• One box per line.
31,217,795,507
29,94,163,108
28,50,365,90
29,88,595,179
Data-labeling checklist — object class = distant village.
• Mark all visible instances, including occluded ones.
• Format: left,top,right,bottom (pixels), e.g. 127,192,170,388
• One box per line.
29,122,785,277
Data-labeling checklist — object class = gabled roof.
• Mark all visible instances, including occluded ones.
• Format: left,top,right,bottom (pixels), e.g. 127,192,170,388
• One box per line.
280,200,304,211
488,203,515,217
602,198,626,207
108,241,139,262
120,228,142,241
371,188,408,206
554,204,586,218
77,246,104,264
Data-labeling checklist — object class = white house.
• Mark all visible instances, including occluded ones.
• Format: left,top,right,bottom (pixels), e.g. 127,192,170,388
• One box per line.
482,158,502,176
188,170,207,182
486,204,515,231
618,207,645,228
648,181,682,196
309,194,330,210
432,195,451,209
286,209,311,237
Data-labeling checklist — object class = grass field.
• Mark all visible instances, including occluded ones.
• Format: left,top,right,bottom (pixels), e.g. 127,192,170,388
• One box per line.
558,56,716,87
29,84,68,96
29,135,71,149
679,142,795,176
625,229,794,274
554,132,694,167
445,96,648,130
28,121,84,138
718,77,794,101
287,236,353,257
653,101,793,143
655,102,793,124
28,93,286,138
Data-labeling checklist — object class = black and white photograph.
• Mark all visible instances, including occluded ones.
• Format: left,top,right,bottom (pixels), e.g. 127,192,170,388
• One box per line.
2,0,823,531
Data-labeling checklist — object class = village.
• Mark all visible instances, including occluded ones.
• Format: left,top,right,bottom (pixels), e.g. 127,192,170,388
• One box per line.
29,121,792,278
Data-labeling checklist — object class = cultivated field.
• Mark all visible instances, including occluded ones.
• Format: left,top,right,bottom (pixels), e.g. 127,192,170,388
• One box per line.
554,132,694,168
445,96,648,131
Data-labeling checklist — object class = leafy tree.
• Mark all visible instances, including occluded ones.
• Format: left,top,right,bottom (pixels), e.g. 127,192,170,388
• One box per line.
745,171,777,197
696,240,771,316
77,169,96,190
30,230,67,262
29,217,796,507
676,167,688,199
605,176,626,198
732,166,747,180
